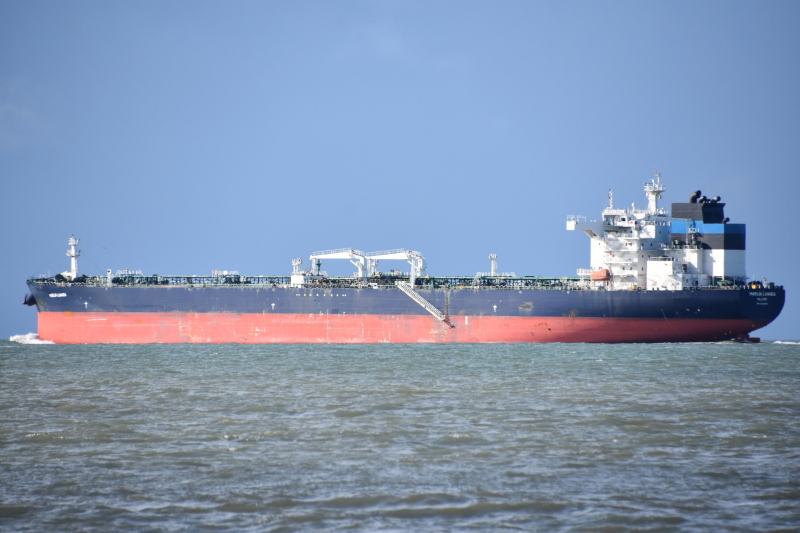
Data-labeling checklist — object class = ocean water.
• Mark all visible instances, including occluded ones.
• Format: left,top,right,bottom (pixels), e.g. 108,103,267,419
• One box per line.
1,338,799,532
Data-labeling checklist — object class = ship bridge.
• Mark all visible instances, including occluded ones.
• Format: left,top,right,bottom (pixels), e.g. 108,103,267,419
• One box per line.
566,172,744,291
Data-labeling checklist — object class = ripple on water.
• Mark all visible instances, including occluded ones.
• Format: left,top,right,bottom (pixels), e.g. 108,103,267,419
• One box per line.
0,341,798,531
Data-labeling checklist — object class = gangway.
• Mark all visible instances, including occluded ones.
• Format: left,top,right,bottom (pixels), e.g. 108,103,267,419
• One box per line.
396,281,453,328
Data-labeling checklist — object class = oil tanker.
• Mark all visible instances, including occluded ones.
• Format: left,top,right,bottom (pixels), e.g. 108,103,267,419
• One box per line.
24,174,784,343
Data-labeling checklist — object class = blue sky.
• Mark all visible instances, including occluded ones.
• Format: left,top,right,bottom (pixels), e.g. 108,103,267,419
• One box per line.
2,1,798,340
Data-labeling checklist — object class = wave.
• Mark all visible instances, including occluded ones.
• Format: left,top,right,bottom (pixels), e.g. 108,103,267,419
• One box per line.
773,340,800,345
9,333,55,345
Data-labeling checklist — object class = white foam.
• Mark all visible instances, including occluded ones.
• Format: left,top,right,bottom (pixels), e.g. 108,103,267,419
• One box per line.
773,341,800,345
9,333,55,345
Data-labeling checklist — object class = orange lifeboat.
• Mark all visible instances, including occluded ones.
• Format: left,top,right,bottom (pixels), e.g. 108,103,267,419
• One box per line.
590,269,612,282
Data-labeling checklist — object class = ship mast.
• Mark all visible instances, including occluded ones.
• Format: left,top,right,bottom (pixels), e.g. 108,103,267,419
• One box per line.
644,170,666,214
489,254,498,276
66,235,80,280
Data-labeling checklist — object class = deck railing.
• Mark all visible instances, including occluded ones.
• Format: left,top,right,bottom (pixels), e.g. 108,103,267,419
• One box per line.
28,276,780,292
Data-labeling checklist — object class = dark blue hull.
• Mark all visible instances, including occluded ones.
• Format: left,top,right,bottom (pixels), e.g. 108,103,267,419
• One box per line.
28,283,784,328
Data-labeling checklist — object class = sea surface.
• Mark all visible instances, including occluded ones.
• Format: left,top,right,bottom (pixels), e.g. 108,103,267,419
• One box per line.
1,337,799,532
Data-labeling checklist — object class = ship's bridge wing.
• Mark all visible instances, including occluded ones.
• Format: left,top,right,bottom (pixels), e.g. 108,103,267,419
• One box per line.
567,216,603,238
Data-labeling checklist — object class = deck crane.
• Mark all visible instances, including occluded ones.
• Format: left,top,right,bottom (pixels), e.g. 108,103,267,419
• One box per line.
308,249,369,278
366,249,427,285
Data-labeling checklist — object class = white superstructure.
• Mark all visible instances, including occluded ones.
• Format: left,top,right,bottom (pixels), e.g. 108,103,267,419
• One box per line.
567,173,747,291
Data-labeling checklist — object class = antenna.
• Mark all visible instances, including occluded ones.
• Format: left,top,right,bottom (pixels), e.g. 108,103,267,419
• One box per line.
644,169,666,214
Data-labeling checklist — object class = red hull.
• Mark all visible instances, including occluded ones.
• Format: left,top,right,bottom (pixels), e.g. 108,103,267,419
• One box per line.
38,311,765,344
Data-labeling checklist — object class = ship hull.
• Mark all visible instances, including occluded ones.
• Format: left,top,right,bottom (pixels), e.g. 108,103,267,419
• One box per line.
28,284,784,344
37,311,772,344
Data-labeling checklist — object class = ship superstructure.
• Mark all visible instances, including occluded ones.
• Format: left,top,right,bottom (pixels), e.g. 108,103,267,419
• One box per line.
24,174,784,344
568,173,746,291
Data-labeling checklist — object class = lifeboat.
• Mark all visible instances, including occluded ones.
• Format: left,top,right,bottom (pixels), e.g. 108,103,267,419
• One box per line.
590,269,612,282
